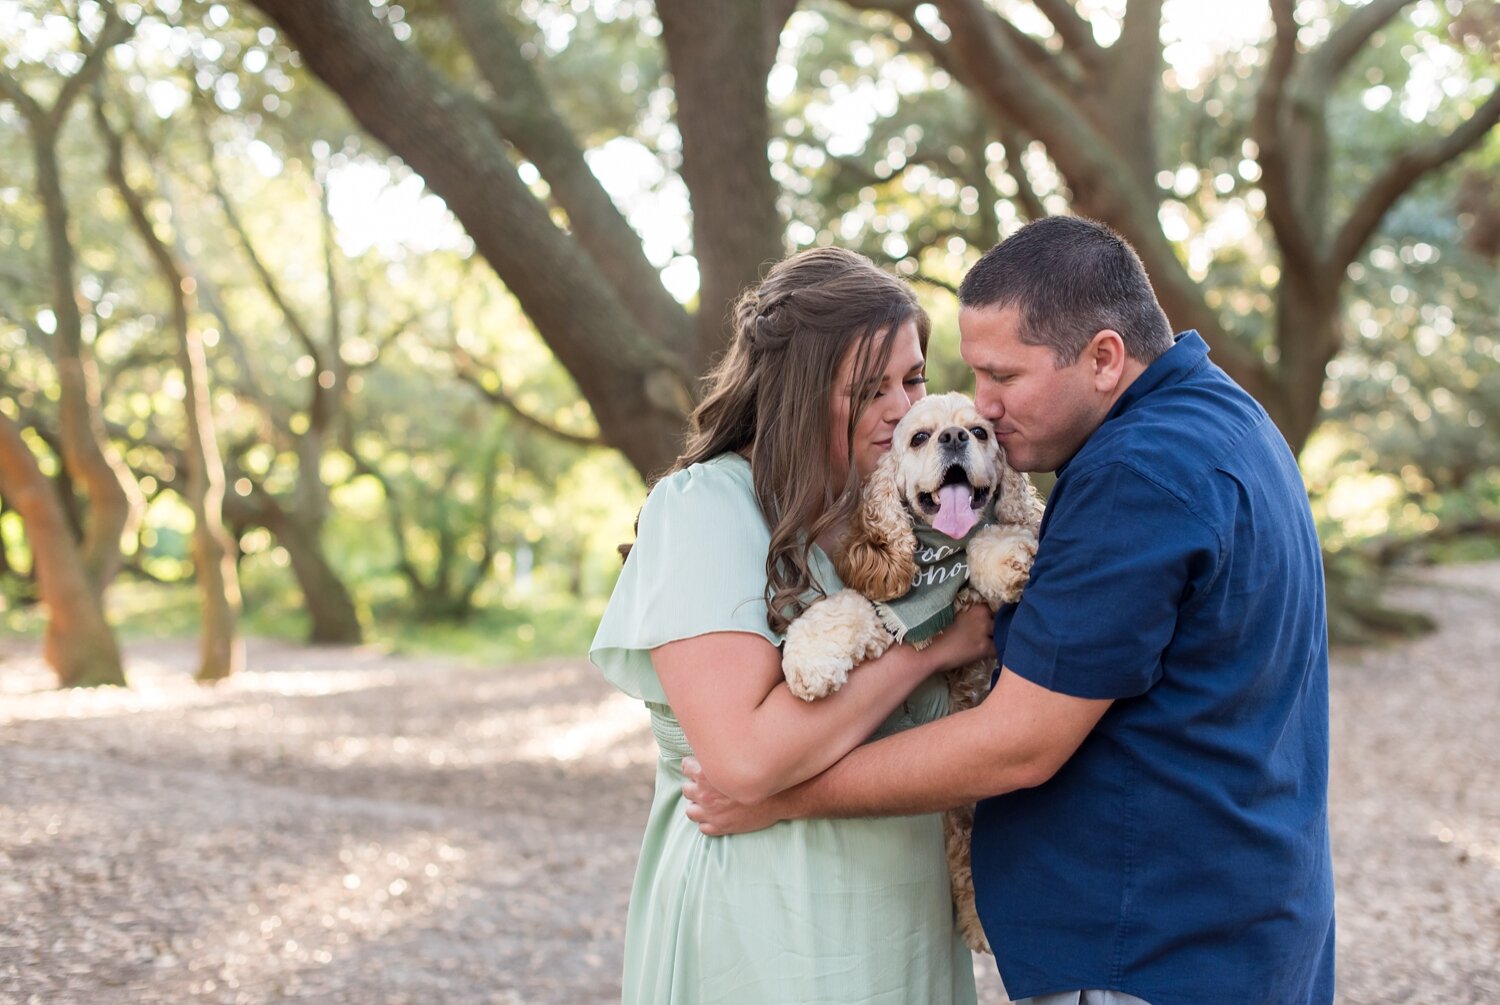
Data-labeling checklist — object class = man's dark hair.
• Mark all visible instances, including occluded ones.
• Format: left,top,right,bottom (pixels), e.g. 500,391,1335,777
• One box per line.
958,216,1174,366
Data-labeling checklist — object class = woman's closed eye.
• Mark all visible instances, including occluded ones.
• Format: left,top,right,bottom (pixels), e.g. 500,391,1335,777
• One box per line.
874,375,928,398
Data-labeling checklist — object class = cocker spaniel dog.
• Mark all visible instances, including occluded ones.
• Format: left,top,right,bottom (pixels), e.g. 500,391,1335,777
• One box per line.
782,391,1043,955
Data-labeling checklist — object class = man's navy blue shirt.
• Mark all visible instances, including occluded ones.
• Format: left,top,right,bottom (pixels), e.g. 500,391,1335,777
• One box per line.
974,332,1335,1005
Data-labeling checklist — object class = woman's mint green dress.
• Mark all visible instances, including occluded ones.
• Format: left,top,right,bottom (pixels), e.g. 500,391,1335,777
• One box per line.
590,453,976,1004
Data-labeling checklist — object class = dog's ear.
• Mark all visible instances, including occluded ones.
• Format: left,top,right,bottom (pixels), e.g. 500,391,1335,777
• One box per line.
835,449,917,600
995,452,1043,531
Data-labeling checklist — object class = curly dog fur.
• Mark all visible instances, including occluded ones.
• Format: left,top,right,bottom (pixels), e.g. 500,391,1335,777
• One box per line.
781,392,1042,955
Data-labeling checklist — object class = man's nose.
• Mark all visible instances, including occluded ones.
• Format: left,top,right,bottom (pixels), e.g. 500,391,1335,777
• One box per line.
975,384,1004,422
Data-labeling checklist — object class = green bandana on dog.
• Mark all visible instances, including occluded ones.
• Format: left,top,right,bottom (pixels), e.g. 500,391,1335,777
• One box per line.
872,497,997,645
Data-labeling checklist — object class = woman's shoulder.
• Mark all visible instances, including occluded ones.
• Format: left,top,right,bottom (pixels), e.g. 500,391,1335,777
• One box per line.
653,452,752,494
633,452,766,554
645,452,757,515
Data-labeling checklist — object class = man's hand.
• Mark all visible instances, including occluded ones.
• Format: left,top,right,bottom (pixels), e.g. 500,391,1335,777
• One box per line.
682,756,790,836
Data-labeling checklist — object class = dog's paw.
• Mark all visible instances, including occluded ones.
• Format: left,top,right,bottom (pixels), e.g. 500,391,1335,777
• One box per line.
782,590,891,700
967,525,1038,606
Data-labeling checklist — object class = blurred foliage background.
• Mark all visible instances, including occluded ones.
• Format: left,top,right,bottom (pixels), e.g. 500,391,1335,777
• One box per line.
0,0,1496,686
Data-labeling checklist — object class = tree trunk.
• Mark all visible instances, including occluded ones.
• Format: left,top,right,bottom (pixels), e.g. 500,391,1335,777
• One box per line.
257,495,364,644
0,413,125,687
0,495,13,578
1,21,137,688
1274,272,1343,455
94,96,244,682
30,118,144,597
243,0,693,479
656,0,788,357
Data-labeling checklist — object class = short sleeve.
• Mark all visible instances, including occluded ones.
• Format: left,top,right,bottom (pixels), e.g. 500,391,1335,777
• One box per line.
1001,462,1221,700
588,455,781,703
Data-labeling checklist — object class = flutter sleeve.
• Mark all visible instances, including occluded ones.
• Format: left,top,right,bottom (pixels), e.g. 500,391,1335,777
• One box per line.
588,456,781,704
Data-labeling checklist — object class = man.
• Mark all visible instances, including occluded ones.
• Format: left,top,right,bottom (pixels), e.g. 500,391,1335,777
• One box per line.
684,216,1335,1005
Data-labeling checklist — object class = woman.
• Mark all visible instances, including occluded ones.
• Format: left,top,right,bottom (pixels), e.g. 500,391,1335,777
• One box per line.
590,247,992,1003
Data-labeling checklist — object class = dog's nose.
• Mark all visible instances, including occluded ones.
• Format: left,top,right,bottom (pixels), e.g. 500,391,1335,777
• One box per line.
938,426,969,448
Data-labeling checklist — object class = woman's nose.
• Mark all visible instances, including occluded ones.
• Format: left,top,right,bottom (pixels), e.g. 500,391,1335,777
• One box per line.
888,388,917,421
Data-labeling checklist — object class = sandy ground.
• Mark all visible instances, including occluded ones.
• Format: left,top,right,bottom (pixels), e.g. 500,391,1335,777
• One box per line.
1,560,1497,1004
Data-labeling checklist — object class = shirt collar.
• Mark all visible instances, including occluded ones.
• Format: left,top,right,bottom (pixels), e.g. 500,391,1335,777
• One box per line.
1105,329,1208,423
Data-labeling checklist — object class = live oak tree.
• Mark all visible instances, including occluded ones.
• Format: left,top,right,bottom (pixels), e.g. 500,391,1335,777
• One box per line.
92,85,246,681
0,8,141,686
239,0,1499,478
1,1,1495,679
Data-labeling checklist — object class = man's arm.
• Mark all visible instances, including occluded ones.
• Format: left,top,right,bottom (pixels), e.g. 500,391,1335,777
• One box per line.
684,667,1111,833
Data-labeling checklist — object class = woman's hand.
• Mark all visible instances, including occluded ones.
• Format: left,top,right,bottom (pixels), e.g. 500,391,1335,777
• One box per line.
929,603,997,669
682,756,789,836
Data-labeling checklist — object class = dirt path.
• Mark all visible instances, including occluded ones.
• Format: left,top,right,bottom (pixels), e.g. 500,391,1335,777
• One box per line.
2,561,1497,1004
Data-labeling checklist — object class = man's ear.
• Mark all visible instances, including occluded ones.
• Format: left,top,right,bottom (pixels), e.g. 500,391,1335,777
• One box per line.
1088,329,1127,392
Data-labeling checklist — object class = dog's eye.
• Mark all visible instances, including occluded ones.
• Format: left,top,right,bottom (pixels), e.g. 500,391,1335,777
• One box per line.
971,427,989,441
910,431,930,448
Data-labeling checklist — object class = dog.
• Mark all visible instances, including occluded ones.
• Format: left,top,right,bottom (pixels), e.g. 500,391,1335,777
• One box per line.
781,391,1043,955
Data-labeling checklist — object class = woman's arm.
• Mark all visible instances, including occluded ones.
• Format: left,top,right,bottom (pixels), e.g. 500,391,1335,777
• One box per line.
652,604,995,804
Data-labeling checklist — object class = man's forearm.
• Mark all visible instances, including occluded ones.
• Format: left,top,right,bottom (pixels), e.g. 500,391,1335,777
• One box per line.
775,699,1041,820
684,669,1111,835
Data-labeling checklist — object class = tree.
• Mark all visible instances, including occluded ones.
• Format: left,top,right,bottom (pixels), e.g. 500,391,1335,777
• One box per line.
194,131,371,645
237,0,1499,478
235,0,797,479
0,5,141,686
91,82,244,680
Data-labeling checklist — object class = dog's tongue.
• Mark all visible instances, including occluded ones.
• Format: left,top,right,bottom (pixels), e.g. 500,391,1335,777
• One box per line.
932,483,978,539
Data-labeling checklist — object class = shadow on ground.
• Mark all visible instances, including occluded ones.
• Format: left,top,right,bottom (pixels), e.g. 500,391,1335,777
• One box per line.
2,561,1498,1004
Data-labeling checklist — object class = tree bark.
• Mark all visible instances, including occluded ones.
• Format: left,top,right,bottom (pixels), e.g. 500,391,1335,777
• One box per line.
197,155,367,644
656,0,788,357
0,495,13,578
253,491,365,645
234,0,1499,468
0,412,125,687
17,118,144,597
0,13,138,688
95,94,244,682
901,0,1495,454
242,0,696,478
439,0,695,364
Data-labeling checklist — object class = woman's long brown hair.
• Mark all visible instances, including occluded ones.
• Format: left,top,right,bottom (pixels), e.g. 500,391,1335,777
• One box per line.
670,247,929,634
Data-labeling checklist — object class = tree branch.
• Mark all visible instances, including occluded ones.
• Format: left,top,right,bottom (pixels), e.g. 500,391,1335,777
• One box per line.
1252,0,1321,279
440,0,693,359
1331,87,1500,275
457,437,503,606
450,349,602,448
189,259,292,442
346,445,427,595
1094,0,1164,192
198,114,324,370
928,0,1271,394
50,4,135,129
995,11,1083,93
0,70,44,123
1307,0,1417,88
348,310,419,372
1001,133,1049,222
243,0,695,478
309,161,341,433
1029,0,1104,75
